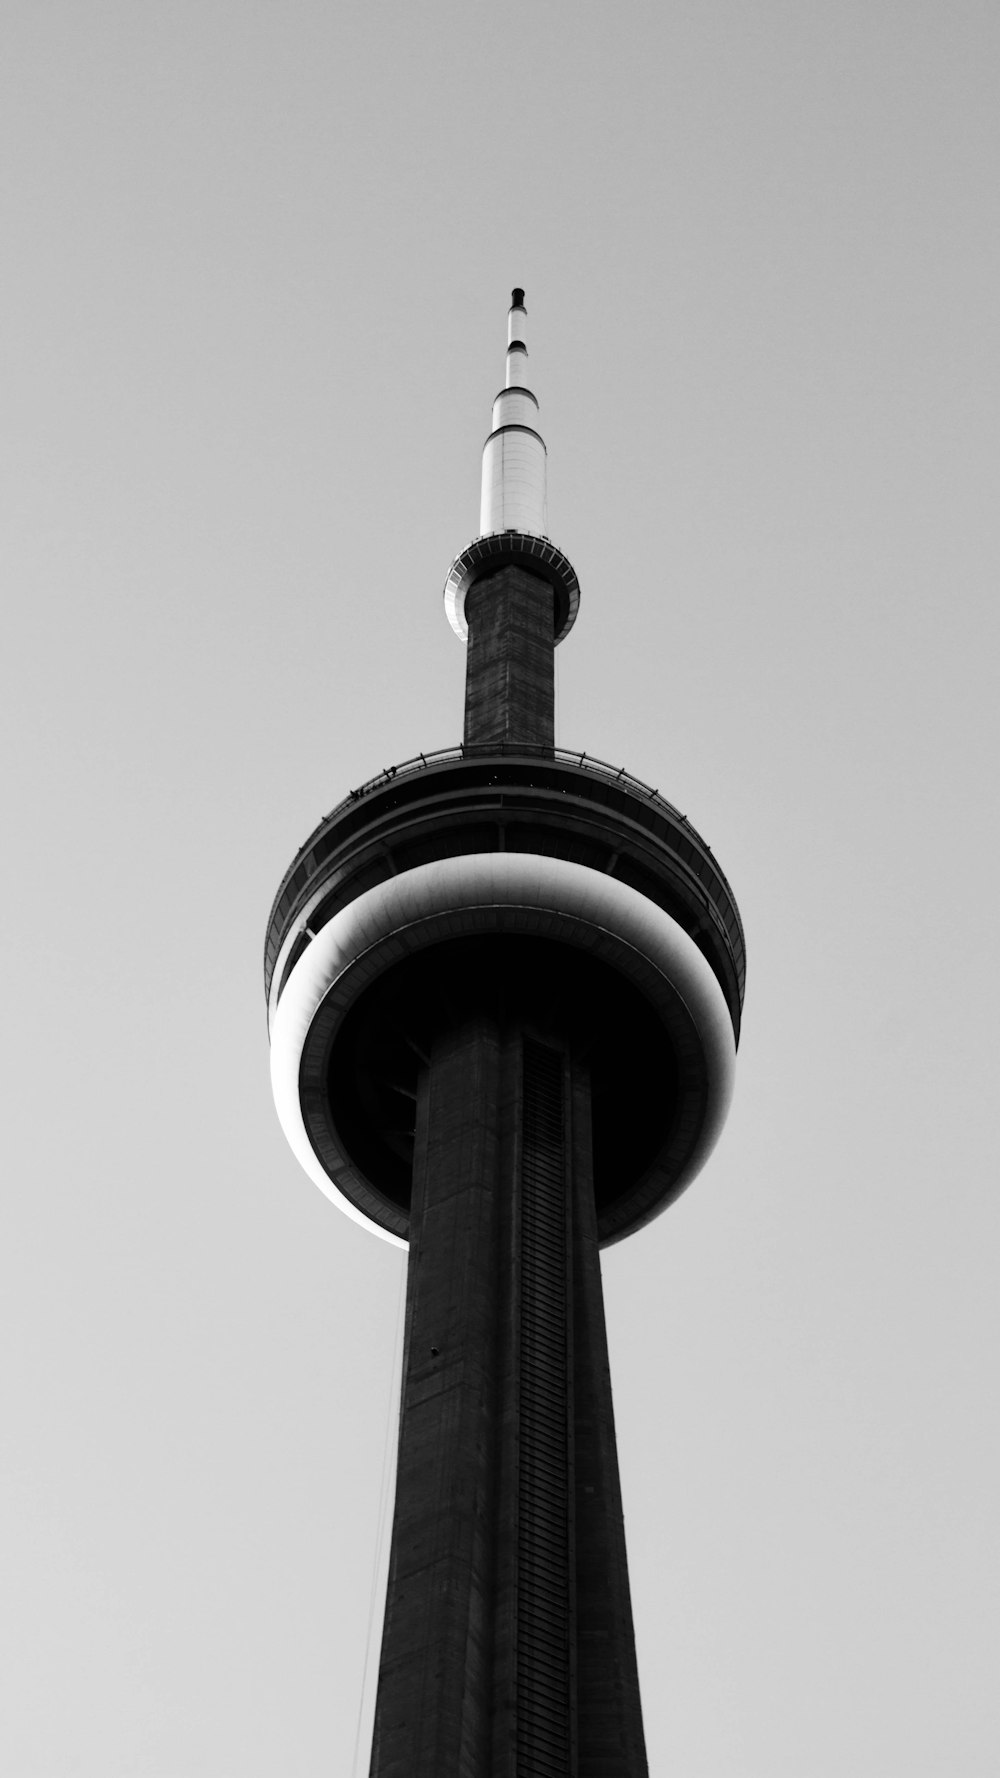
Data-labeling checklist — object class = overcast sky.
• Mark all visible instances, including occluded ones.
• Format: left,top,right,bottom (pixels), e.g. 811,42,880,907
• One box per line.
2,3,998,1774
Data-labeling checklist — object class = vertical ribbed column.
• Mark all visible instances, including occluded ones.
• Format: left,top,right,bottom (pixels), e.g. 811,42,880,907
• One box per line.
516,1039,575,1775
569,1063,649,1778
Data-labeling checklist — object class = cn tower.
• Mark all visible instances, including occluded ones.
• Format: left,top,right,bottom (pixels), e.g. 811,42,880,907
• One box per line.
265,291,745,1776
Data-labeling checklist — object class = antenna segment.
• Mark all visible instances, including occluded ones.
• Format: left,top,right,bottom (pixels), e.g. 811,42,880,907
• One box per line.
480,287,547,536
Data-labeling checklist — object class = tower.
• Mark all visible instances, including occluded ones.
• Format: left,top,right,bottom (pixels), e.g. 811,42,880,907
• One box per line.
265,291,745,1775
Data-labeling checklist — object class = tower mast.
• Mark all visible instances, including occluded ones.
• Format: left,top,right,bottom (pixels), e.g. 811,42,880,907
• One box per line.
479,286,546,537
265,291,746,1775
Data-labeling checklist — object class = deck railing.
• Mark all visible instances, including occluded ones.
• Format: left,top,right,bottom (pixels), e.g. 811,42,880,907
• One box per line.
338,743,696,838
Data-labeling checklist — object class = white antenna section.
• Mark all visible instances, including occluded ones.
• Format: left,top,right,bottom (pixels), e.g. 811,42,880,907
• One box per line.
479,288,547,536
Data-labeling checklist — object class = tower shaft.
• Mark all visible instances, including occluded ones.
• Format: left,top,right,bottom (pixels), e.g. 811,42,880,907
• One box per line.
370,1015,648,1778
463,564,555,749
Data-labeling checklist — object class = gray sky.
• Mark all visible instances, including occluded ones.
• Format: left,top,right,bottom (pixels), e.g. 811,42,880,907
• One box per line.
2,2,998,1773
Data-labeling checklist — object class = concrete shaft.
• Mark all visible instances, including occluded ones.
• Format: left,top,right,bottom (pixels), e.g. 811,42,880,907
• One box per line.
463,564,556,749
369,1015,648,1778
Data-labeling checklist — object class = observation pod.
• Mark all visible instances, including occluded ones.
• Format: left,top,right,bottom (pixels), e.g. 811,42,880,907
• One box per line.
265,290,745,1778
266,751,744,1250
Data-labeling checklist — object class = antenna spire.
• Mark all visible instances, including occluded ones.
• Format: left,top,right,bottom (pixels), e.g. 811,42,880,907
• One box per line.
443,289,579,656
479,287,547,536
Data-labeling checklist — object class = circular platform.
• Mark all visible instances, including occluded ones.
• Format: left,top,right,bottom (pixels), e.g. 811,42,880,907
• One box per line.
266,749,745,1248
444,533,580,643
270,853,735,1248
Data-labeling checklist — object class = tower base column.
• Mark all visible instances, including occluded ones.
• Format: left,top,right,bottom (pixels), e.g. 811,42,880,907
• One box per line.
369,1010,648,1778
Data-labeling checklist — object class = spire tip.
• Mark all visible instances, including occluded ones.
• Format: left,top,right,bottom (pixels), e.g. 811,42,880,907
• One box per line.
511,287,525,309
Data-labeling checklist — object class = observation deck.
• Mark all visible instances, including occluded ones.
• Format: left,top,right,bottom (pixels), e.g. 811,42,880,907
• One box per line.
266,744,745,1248
266,743,744,1024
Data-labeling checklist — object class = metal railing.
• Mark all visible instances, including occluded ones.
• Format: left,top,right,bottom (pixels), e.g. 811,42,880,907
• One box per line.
333,743,700,840
265,740,745,1006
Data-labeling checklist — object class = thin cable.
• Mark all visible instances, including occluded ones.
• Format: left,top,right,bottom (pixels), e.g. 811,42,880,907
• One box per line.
351,1256,407,1778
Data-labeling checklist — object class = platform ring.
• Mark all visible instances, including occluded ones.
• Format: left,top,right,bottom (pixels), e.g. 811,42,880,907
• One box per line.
269,854,735,1249
444,533,580,643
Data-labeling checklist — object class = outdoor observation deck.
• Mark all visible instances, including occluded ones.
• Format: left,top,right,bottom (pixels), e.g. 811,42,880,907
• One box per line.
265,743,745,1030
264,745,745,1247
